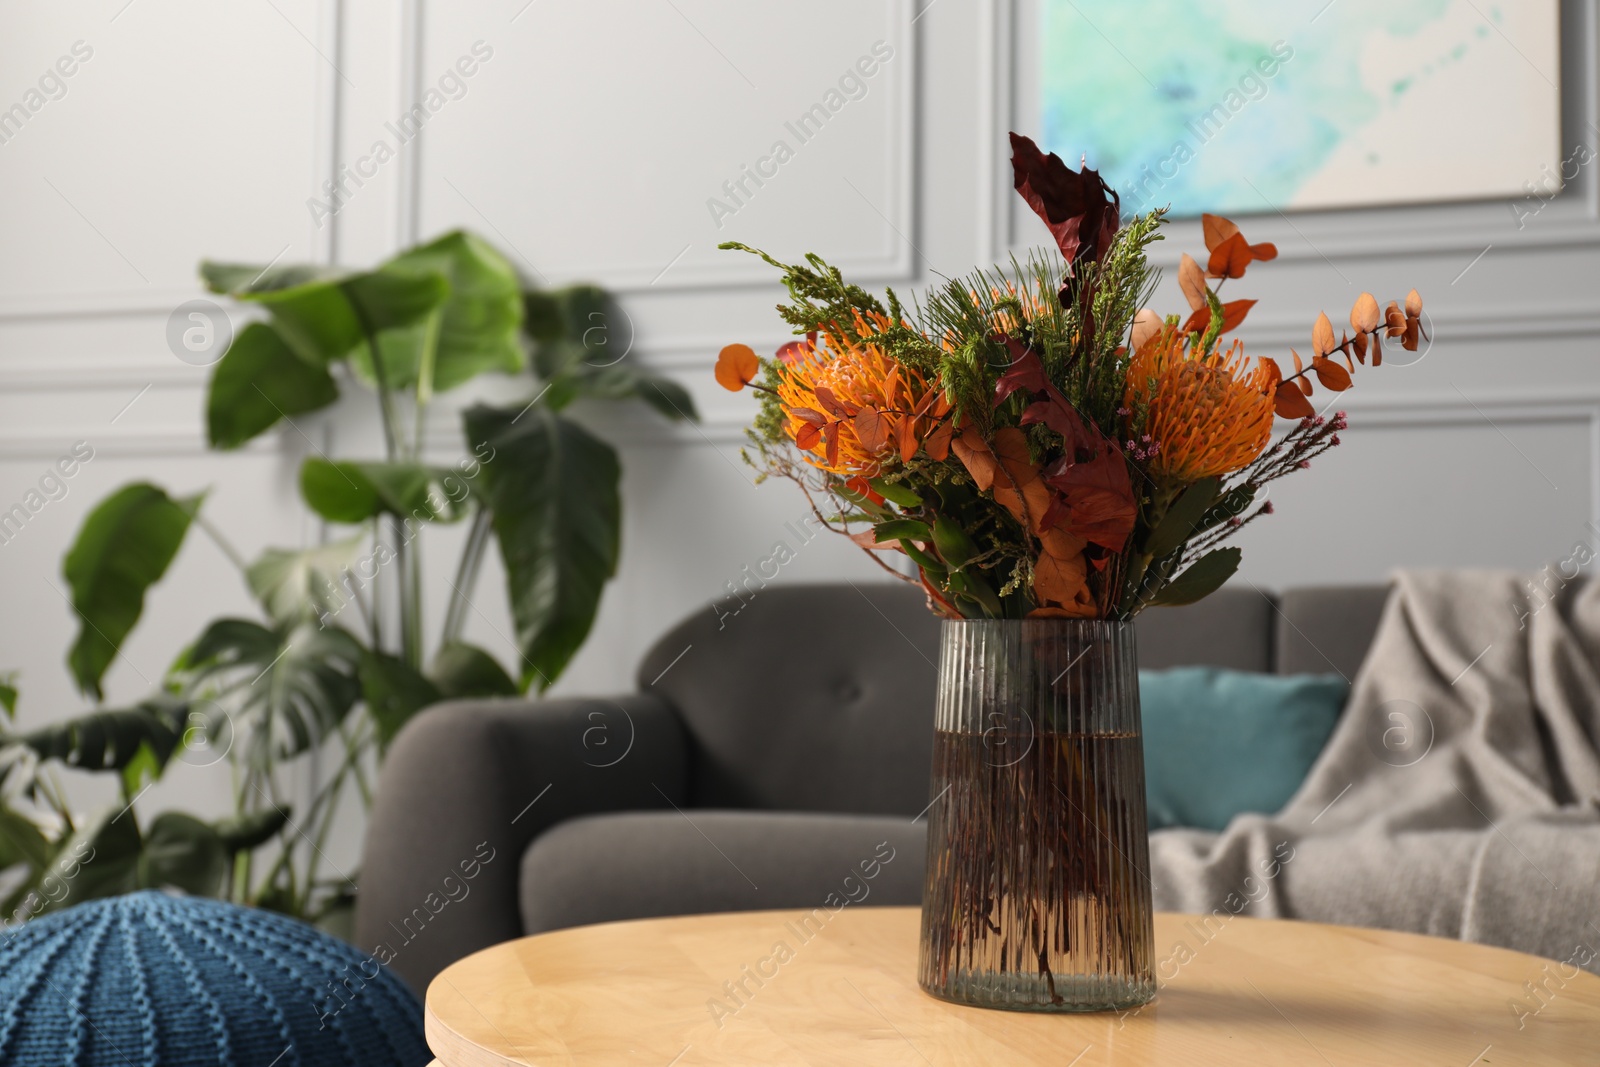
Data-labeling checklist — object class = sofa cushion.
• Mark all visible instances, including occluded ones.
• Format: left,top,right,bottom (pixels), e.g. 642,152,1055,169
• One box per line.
1134,588,1276,672
1275,585,1391,679
1140,667,1349,831
636,583,941,815
519,811,926,934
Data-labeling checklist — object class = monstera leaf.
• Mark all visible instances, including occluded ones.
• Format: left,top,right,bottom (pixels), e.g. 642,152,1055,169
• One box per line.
63,483,203,700
173,619,363,764
7,699,189,783
246,538,364,626
463,404,620,690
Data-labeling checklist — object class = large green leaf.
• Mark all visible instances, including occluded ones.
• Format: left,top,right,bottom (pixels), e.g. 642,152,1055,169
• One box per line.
173,619,364,764
0,672,17,720
207,322,340,450
464,404,621,691
559,364,699,422
368,231,526,394
44,806,143,909
0,809,51,872
522,284,695,422
359,650,441,747
8,699,189,778
202,260,448,368
64,484,203,700
429,641,517,700
137,812,227,897
525,284,612,377
298,459,473,526
246,537,363,626
200,261,340,297
1149,548,1243,608
212,806,290,854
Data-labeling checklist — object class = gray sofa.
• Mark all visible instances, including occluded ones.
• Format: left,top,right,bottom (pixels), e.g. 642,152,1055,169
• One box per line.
357,582,1389,994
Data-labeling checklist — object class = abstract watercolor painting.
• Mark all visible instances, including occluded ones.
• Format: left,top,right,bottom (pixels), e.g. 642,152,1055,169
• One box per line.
1038,0,1561,217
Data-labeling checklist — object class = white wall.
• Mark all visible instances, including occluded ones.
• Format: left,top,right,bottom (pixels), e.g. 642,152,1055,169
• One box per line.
1,0,1596,839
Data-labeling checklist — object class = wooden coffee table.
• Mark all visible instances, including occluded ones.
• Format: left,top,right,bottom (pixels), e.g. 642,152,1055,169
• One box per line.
425,907,1600,1065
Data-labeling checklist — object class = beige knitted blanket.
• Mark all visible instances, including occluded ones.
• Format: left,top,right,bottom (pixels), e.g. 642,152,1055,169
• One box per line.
1150,570,1600,976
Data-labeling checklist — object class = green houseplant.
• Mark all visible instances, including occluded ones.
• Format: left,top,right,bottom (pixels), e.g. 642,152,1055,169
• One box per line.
28,231,693,923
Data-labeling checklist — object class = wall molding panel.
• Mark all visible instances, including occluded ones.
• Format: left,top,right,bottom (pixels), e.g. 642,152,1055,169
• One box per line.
406,0,919,294
0,0,1595,748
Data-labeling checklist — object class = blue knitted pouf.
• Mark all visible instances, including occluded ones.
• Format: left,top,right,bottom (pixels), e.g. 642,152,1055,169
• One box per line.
0,891,432,1067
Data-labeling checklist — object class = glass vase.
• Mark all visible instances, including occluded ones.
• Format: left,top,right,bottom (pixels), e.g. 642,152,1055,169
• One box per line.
917,618,1155,1012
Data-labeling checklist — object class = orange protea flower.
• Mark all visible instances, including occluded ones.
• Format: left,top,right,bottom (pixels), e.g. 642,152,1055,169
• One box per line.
1124,329,1276,483
776,311,952,476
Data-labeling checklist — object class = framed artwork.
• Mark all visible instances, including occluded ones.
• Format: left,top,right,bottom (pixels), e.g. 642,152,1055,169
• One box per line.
1037,1,1563,217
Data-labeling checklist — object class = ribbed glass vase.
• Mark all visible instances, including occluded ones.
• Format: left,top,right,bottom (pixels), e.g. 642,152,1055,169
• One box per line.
917,618,1155,1012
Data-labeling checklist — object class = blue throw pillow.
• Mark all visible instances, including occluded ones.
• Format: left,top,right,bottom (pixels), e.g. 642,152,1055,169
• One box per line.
1139,667,1347,831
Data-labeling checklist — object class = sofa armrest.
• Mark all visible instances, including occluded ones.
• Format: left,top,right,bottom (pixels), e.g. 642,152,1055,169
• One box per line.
355,692,688,994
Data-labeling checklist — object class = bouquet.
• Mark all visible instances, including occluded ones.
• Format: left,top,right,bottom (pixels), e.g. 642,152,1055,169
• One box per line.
715,133,1425,619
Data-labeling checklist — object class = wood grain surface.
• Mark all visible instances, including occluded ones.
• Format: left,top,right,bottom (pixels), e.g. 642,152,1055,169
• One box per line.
426,907,1600,1065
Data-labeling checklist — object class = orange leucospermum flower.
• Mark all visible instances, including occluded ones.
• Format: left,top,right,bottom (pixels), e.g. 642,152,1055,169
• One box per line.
1124,329,1276,483
776,311,951,476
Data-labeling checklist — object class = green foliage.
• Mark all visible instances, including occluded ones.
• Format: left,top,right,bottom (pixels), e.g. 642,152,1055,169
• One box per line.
718,242,884,340
429,642,518,700
1143,478,1221,561
63,484,202,700
1149,548,1243,607
174,619,364,764
299,459,472,525
245,538,362,626
526,283,699,421
359,650,441,748
138,812,229,898
722,201,1277,619
206,322,341,449
464,404,621,691
0,688,279,919
373,231,525,394
7,698,189,783
46,229,689,922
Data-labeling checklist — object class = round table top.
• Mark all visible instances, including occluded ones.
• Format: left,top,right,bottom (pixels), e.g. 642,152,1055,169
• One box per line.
425,907,1600,1066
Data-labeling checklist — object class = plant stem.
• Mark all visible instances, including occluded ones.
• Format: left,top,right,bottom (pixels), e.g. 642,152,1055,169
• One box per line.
295,722,372,911
441,508,492,645
348,295,403,462
194,514,249,573
367,522,384,652
343,569,378,647
406,530,423,668
412,310,441,448
40,767,76,833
